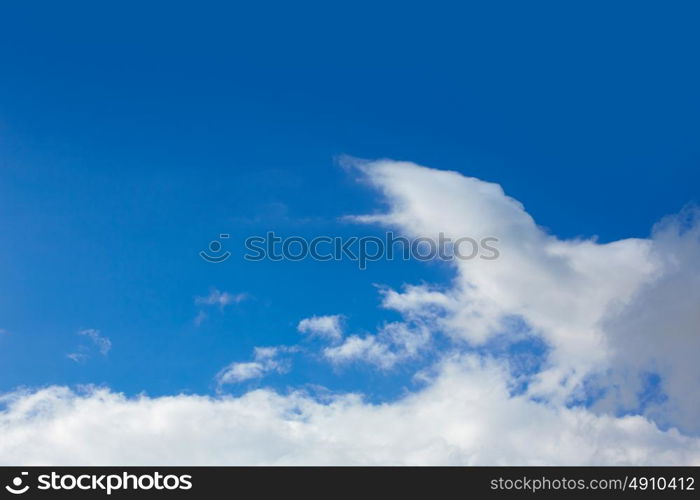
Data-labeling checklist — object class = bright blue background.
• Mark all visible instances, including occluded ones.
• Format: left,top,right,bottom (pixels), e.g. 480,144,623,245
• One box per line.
1,1,698,399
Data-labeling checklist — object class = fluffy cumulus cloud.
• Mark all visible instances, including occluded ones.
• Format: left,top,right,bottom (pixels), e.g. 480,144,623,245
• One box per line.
297,315,344,341
323,321,430,369
343,160,700,432
1,356,699,465
216,347,295,386
1,159,699,464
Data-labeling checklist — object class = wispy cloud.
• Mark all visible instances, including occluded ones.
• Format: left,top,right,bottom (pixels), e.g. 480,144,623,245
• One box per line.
193,288,249,327
194,289,248,327
216,346,296,386
193,310,208,327
195,289,248,309
79,329,112,355
67,328,111,362
66,352,89,363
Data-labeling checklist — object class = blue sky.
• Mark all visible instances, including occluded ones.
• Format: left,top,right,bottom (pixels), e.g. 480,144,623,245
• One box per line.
1,2,699,465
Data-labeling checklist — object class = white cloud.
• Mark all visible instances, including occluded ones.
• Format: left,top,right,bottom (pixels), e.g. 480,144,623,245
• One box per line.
195,289,248,308
324,322,430,369
193,310,208,327
66,353,88,363
342,158,700,435
598,209,700,433
68,329,111,361
297,315,344,341
2,159,698,464
216,347,295,386
216,362,266,384
1,356,699,465
78,329,112,356
194,289,248,326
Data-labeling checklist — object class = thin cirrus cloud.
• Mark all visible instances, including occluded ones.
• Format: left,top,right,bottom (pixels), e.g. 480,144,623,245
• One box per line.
2,159,700,464
193,289,248,326
195,289,248,309
66,328,112,363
